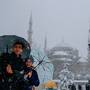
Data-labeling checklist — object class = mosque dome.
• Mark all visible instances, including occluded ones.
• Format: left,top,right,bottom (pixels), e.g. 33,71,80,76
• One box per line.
47,41,80,62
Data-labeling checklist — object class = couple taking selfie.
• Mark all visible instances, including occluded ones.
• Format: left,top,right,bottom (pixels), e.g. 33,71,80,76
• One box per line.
0,40,40,90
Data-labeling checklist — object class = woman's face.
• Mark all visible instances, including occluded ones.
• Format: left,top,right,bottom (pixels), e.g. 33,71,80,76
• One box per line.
26,59,33,67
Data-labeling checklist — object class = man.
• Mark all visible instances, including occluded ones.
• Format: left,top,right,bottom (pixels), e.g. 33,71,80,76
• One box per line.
20,56,40,90
0,40,26,90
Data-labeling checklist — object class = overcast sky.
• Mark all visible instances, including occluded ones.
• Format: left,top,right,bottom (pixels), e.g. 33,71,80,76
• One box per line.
0,0,90,57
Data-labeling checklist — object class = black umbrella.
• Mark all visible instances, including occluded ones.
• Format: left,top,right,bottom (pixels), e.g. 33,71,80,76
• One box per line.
0,35,31,58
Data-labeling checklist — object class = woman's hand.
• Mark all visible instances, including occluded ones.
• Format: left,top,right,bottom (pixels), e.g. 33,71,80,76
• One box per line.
28,71,32,78
24,71,32,78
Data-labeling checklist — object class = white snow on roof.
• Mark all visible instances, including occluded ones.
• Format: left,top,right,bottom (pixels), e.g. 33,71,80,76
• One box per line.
60,58,72,61
53,51,68,56
74,80,88,83
78,57,88,63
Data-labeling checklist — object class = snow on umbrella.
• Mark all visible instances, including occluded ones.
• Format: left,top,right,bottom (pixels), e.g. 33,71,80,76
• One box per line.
0,35,31,58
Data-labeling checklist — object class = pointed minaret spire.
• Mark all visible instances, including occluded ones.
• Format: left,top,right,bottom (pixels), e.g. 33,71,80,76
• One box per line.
28,12,33,45
44,35,47,53
88,27,90,44
88,24,90,62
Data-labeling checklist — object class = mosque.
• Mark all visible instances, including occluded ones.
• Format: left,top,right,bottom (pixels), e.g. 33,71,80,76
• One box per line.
27,13,90,90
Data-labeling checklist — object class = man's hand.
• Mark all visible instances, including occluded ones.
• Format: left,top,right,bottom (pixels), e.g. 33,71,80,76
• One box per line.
6,64,13,74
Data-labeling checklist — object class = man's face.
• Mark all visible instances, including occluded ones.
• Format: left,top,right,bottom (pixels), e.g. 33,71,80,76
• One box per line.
26,59,33,67
13,44,23,55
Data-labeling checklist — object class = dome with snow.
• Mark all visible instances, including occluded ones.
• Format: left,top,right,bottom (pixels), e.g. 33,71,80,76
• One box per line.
47,41,80,62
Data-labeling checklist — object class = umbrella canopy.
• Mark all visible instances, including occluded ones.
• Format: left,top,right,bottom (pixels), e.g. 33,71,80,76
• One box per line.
0,35,31,58
31,47,54,83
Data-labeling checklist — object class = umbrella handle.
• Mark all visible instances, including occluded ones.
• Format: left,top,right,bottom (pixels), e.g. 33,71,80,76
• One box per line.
34,56,45,69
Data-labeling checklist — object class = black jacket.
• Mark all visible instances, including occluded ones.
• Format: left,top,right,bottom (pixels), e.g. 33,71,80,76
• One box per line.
8,52,24,72
0,52,24,90
20,67,40,90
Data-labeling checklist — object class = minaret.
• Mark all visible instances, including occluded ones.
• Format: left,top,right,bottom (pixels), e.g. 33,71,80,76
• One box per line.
28,13,33,46
44,36,47,53
88,27,90,62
